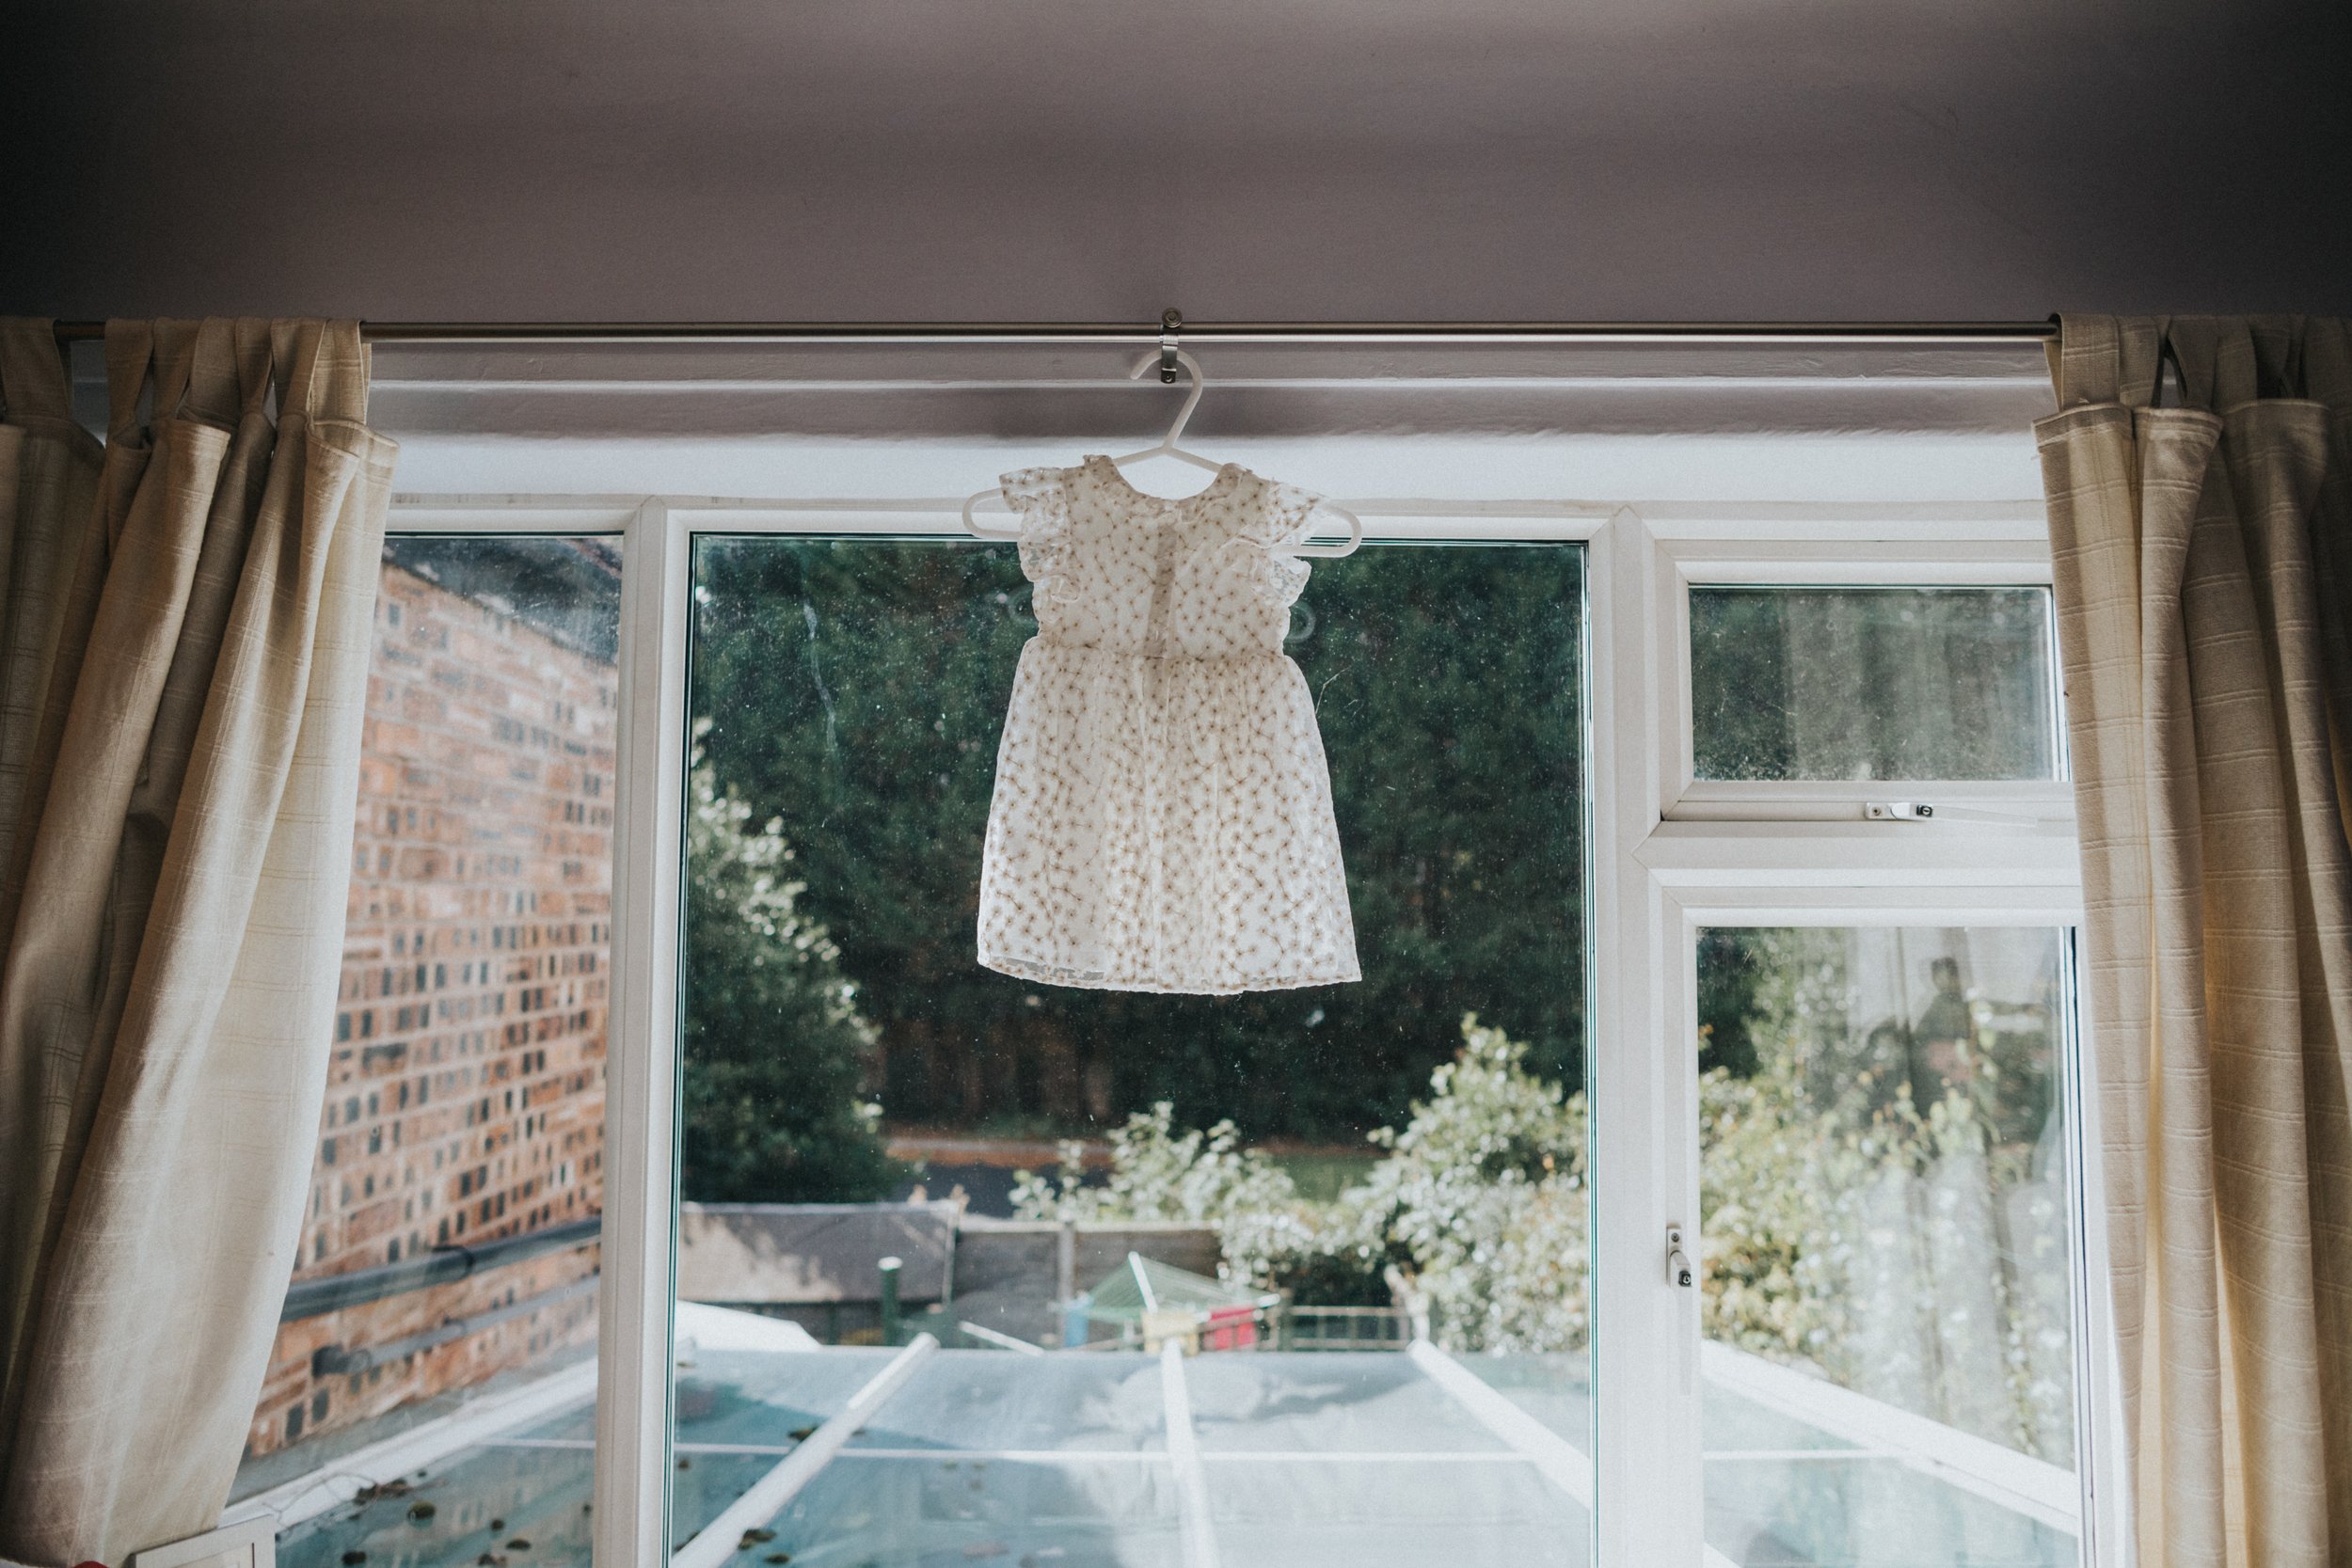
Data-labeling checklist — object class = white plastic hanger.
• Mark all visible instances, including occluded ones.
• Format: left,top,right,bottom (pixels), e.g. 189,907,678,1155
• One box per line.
961,349,1362,558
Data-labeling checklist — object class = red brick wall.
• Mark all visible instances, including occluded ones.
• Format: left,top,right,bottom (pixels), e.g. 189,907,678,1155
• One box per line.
247,557,615,1459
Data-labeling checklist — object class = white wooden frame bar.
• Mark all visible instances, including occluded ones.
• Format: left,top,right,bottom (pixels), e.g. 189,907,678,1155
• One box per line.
669,1334,940,1568
599,499,695,1562
1407,1339,1595,1510
1697,1342,2081,1530
1159,1339,1223,1568
226,1359,598,1532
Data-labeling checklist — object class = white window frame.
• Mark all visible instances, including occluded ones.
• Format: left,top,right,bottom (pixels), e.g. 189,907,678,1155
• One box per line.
369,490,2123,1568
1598,507,2126,1568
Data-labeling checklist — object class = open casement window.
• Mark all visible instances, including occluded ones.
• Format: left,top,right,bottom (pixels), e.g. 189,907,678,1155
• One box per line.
227,532,624,1558
659,527,1591,1568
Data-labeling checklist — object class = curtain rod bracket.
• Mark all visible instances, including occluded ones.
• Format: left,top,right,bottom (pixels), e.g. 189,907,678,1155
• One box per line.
1158,309,1183,383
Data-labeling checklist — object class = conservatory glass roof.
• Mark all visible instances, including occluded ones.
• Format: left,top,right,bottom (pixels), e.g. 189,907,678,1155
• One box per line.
267,1341,2078,1568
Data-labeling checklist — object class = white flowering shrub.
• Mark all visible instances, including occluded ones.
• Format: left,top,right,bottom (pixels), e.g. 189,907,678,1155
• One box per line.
1695,1053,1858,1368
1018,1017,1592,1352
1331,1016,1589,1353
1010,1104,1319,1286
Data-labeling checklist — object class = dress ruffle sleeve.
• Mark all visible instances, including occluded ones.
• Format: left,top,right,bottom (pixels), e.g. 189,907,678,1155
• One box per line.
1241,476,1323,606
1000,467,1075,588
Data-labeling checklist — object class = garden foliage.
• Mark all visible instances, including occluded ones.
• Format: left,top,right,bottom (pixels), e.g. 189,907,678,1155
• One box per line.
1019,982,2072,1465
678,730,909,1202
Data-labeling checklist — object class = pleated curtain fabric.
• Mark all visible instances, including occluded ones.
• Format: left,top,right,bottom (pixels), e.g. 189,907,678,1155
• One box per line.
0,319,395,1566
2038,315,2352,1568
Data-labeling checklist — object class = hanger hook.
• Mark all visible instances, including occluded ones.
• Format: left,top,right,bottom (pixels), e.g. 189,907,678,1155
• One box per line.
1158,309,1182,384
1128,343,1206,451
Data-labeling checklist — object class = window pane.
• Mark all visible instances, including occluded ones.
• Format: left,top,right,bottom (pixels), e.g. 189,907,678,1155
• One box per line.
242,538,620,1568
674,537,1591,1566
1689,587,2058,781
1695,927,2080,1568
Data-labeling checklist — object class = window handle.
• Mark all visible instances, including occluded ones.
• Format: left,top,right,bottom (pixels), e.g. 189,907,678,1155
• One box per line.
1668,1224,1699,1396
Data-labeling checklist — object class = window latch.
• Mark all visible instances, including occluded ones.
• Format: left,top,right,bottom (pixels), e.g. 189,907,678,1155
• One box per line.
1866,800,1936,821
1666,1224,1693,1289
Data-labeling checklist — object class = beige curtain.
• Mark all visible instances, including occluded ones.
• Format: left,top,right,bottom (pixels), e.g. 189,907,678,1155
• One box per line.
0,319,395,1565
2039,315,2352,1568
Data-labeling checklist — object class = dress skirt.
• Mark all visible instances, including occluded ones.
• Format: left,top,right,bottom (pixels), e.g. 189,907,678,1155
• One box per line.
977,640,1360,994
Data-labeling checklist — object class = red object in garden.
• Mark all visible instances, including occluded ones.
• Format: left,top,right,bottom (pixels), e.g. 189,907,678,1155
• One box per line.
1203,1304,1259,1351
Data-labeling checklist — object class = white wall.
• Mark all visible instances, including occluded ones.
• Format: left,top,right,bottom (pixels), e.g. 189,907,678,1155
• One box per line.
6,0,2348,324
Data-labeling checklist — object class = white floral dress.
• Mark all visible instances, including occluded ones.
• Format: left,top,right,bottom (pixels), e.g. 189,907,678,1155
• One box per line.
977,454,1360,994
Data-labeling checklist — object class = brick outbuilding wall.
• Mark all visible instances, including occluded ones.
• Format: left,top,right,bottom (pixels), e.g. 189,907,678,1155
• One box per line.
246,547,617,1459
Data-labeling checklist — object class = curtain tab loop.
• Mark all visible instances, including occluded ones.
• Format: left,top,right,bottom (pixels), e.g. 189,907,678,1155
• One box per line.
151,319,201,423
2169,320,2224,411
230,318,274,419
2052,315,2168,409
268,320,299,422
279,321,368,429
2249,314,2301,402
103,320,154,443
184,319,241,428
0,320,72,425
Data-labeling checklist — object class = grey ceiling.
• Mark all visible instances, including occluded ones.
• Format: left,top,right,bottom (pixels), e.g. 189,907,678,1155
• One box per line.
4,0,2346,323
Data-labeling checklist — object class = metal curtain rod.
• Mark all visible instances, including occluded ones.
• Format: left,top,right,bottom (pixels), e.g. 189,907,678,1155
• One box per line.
47,317,2060,346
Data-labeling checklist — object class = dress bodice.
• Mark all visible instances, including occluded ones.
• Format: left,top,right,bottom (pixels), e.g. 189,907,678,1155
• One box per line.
1001,455,1323,661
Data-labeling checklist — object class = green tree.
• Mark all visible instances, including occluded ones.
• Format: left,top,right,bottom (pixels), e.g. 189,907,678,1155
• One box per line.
678,732,909,1202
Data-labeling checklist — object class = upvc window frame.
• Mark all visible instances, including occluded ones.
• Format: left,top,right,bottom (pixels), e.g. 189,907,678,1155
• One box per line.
370,490,2122,1568
1601,508,2126,1568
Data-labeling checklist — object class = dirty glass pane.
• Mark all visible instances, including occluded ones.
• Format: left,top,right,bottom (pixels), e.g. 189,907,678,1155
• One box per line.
1695,926,2080,1567
667,535,1593,1566
243,537,621,1567
1690,587,2058,781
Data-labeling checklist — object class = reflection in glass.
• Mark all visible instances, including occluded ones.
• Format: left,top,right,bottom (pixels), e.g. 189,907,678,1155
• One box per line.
1697,927,2079,1567
240,538,620,1566
669,538,1593,1565
1690,587,2058,781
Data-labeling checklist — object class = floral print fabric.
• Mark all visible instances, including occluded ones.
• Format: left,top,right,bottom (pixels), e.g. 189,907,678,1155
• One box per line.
977,454,1359,994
